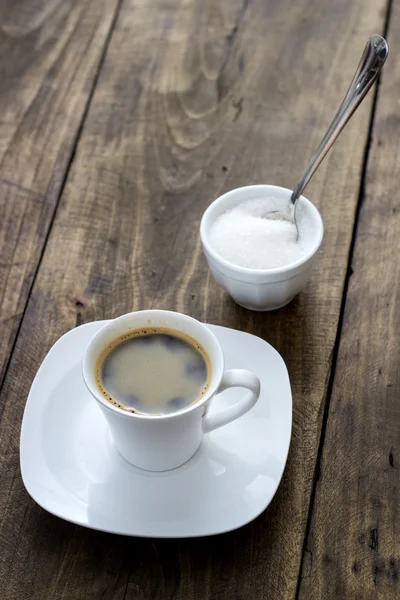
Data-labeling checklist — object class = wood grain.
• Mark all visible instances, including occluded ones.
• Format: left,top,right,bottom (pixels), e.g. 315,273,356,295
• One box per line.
0,0,120,387
0,0,388,599
298,6,400,600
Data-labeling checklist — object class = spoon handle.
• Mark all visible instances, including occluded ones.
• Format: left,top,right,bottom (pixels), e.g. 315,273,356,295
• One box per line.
290,34,388,207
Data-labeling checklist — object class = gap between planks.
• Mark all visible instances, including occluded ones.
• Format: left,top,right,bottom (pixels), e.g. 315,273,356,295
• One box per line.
0,0,125,413
293,1,395,598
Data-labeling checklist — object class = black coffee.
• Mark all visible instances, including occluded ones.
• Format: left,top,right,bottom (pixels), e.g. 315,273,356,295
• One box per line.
96,328,211,415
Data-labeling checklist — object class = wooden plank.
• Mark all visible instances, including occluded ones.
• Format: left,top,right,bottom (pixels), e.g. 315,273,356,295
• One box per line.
298,6,400,600
0,0,387,599
0,0,120,385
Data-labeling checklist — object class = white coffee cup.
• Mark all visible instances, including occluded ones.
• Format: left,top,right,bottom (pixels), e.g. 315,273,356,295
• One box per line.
82,310,261,471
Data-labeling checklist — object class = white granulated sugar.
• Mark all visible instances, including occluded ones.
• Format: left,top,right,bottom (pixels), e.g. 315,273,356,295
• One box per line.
209,197,313,269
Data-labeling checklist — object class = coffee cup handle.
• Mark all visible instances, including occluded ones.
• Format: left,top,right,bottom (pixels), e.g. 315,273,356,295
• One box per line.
202,369,261,434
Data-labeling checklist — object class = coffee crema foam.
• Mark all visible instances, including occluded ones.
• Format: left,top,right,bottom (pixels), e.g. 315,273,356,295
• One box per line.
96,327,212,415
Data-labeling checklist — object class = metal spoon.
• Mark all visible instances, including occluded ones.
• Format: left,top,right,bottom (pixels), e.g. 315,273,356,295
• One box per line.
265,34,388,237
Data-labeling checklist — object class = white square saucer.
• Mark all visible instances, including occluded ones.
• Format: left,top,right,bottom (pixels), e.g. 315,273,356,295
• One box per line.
20,321,292,538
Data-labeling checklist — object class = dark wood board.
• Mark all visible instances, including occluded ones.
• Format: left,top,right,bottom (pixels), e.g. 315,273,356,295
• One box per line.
0,0,120,387
0,0,389,598
298,2,400,598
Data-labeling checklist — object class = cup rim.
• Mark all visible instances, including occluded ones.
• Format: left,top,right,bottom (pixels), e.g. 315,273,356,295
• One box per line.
82,310,224,421
200,184,324,277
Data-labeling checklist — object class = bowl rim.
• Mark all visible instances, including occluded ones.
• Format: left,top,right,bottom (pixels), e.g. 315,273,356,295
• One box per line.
200,184,324,277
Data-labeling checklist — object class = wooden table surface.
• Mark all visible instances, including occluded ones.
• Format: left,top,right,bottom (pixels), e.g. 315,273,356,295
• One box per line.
0,1,398,598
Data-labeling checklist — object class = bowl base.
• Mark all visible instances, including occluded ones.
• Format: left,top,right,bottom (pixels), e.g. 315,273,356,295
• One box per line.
234,296,296,312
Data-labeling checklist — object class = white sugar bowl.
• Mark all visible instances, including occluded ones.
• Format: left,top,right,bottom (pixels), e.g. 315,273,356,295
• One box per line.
200,185,324,311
